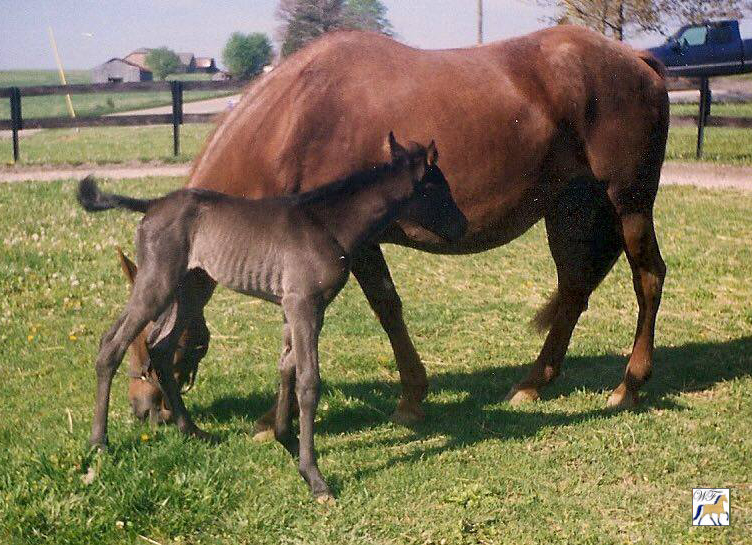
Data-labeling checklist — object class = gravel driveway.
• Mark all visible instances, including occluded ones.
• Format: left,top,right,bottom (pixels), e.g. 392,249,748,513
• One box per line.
1,161,751,191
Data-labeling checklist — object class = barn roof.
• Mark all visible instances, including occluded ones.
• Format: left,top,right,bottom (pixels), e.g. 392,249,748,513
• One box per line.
96,57,153,73
178,52,195,65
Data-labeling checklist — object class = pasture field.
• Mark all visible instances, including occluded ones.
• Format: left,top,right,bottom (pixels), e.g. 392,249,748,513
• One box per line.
0,70,233,120
0,177,750,544
3,124,752,167
670,102,752,117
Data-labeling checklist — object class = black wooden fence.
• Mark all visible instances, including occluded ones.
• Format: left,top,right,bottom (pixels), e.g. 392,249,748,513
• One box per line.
0,79,247,162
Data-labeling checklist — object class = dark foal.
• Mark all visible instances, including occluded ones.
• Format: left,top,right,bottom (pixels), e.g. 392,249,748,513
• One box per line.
78,134,466,501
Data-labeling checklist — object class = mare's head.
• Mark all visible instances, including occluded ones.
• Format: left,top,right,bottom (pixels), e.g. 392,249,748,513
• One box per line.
117,249,209,424
387,132,468,242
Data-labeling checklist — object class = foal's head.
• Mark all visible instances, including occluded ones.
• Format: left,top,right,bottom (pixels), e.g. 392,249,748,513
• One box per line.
387,132,468,243
117,249,208,423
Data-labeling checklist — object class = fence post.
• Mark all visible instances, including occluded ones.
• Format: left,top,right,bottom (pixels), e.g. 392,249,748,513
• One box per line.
696,77,710,159
171,80,183,156
10,87,22,163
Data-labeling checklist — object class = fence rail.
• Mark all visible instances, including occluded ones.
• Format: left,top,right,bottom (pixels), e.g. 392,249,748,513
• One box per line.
2,79,247,161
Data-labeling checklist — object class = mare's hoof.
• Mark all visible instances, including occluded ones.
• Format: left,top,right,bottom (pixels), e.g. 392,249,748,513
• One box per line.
315,492,336,506
505,387,540,405
606,387,638,410
252,429,276,443
391,399,425,426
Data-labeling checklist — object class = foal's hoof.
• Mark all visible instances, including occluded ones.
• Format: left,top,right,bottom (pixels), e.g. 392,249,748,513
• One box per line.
315,492,336,506
391,398,425,426
189,427,219,444
606,387,638,410
505,387,540,406
252,429,276,443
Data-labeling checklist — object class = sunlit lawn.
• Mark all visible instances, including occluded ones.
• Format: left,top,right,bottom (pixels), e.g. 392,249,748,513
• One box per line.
0,177,750,543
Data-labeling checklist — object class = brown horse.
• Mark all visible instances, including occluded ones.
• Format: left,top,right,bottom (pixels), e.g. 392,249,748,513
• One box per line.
117,248,210,425
127,25,669,430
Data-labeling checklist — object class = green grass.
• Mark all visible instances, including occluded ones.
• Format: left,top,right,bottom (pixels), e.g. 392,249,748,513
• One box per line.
666,126,752,164
0,178,750,544
671,102,752,117
4,124,752,167
0,70,234,120
1,124,215,166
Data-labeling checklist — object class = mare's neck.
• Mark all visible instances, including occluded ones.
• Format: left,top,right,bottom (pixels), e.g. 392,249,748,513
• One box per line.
304,169,415,254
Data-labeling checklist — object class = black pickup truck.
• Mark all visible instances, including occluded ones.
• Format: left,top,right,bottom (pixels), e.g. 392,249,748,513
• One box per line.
647,20,752,77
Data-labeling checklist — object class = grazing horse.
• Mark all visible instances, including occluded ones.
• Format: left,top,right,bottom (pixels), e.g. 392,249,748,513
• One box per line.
693,494,729,525
127,26,669,429
80,135,466,500
117,248,209,425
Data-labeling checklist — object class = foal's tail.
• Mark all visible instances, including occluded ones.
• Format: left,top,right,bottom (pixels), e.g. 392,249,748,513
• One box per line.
77,176,154,214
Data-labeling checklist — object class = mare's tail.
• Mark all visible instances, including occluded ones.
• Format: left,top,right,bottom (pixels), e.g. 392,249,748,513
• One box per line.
693,505,703,521
77,176,154,214
531,291,563,333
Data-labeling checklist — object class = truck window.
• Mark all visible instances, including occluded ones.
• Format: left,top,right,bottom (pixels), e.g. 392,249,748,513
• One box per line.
707,23,734,45
679,25,708,47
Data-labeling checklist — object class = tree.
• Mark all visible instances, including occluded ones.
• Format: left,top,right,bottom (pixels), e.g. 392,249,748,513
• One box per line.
342,0,392,34
222,32,273,79
277,0,392,57
145,47,181,80
540,0,751,41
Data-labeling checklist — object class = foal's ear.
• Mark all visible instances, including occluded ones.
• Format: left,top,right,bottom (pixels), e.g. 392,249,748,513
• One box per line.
426,140,439,166
117,247,138,287
386,131,406,161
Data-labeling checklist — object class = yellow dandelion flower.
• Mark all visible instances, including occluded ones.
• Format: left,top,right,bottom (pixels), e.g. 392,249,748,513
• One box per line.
69,334,77,341
27,335,34,342
140,433,149,442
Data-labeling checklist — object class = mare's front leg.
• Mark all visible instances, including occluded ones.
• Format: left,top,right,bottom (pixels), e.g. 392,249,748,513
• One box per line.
351,244,427,424
283,295,332,501
253,244,423,436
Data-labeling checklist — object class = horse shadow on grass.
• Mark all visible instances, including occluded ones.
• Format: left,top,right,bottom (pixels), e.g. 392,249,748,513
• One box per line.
189,335,752,487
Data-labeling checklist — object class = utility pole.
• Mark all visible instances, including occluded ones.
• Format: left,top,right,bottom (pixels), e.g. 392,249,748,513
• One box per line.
48,26,76,118
477,0,483,45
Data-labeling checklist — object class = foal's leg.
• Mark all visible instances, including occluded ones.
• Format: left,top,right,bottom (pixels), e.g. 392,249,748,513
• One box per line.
147,275,213,439
273,317,298,454
507,178,623,404
90,290,176,446
351,244,427,424
252,244,423,435
606,211,665,408
283,295,331,501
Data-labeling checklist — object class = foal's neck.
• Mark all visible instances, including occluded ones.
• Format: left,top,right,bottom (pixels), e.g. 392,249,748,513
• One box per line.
303,167,415,254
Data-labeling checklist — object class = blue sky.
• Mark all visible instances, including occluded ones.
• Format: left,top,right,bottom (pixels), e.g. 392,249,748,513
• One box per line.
0,1,742,70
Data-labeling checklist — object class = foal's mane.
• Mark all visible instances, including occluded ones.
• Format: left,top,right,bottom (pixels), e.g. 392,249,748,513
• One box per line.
288,161,397,206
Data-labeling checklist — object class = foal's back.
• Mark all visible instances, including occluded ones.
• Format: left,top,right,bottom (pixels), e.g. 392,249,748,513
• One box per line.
141,189,346,303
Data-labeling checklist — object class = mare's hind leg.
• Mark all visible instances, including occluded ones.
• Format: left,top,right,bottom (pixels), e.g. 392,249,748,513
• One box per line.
606,210,665,408
506,177,623,405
